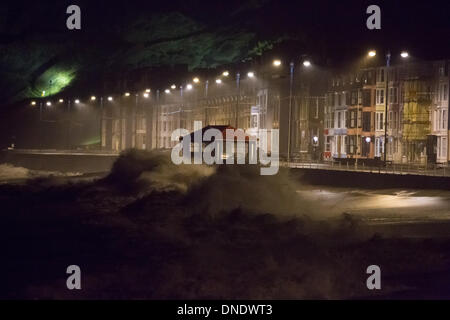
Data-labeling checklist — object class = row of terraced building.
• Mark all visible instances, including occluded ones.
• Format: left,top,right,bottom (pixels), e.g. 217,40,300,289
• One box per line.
100,59,449,165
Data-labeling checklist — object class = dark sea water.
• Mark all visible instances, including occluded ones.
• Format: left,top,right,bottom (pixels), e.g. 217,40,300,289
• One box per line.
1,150,450,299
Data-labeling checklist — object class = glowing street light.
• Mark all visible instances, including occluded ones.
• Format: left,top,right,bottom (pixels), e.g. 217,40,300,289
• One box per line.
247,71,255,78
171,84,176,90
142,93,149,98
368,50,377,57
165,89,171,94
215,79,222,84
193,77,200,83
303,60,311,67
75,99,80,104
90,96,96,101
124,92,130,97
108,96,113,101
400,51,409,58
186,84,193,90
59,99,64,103
31,101,36,106
313,136,319,143
46,101,52,106
145,89,151,93
365,137,371,143
273,59,282,67
222,71,229,77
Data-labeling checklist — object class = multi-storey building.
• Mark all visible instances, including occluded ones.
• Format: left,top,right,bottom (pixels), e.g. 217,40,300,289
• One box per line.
386,65,402,162
326,75,349,159
360,68,377,160
324,68,377,163
101,95,153,152
345,68,376,161
430,60,449,164
374,66,387,159
400,62,434,164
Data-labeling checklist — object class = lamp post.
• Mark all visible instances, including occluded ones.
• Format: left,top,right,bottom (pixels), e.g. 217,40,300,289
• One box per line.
156,90,160,148
205,80,209,124
383,52,391,164
179,85,183,129
39,101,43,121
287,62,294,163
35,100,50,149
236,72,241,128
39,101,43,149
142,91,151,150
99,96,104,150
135,93,139,148
287,59,311,163
356,95,360,168
67,99,72,150
384,51,410,163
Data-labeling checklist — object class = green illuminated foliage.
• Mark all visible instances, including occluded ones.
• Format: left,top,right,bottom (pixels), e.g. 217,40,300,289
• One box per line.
31,67,77,98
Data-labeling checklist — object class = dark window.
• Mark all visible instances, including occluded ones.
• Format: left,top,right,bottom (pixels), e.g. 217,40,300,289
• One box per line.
362,89,371,107
351,91,357,105
362,112,371,131
347,136,356,154
350,110,356,128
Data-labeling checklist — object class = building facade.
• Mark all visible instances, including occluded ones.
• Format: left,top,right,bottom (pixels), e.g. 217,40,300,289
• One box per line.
100,59,450,166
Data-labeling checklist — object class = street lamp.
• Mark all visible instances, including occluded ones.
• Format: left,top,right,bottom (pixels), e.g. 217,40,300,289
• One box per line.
215,79,222,84
186,84,193,90
59,99,64,103
193,77,200,84
90,96,96,101
303,60,311,67
145,89,151,93
368,50,376,57
273,59,282,67
235,73,241,127
400,51,409,58
312,136,319,160
247,71,255,78
124,92,130,97
31,101,36,106
165,89,171,94
222,71,229,77
75,99,80,104
365,137,371,143
46,101,52,106
108,96,113,101
171,84,176,90
143,93,149,98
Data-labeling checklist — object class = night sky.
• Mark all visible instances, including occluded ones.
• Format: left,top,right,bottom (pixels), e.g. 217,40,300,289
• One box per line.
2,0,450,301
0,0,449,145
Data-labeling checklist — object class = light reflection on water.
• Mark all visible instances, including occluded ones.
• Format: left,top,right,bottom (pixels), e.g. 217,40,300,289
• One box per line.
297,188,450,225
